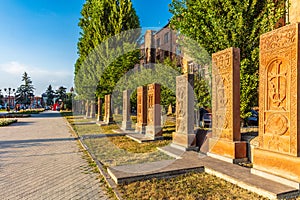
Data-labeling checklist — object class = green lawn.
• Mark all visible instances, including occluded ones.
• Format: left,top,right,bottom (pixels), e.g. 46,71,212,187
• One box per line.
0,119,17,126
84,137,173,167
118,172,268,200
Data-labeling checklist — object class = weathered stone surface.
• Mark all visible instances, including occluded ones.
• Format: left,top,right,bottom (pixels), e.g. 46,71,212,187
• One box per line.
104,94,113,124
145,83,162,139
90,101,96,118
122,90,132,131
85,100,91,118
252,23,300,183
172,74,196,149
97,97,102,121
209,47,246,161
290,0,300,24
135,86,147,133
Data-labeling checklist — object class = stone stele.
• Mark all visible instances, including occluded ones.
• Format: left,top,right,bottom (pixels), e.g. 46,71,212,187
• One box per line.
135,86,147,134
251,23,300,183
208,47,247,163
172,73,196,150
121,90,132,131
104,94,113,124
145,83,162,139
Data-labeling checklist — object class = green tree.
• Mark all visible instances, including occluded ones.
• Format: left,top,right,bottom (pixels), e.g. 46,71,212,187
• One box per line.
55,86,67,110
170,0,285,118
56,86,67,102
75,0,141,104
45,84,55,106
15,72,35,106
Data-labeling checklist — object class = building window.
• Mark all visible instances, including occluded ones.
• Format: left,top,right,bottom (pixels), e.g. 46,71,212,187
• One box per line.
157,38,160,48
164,32,169,44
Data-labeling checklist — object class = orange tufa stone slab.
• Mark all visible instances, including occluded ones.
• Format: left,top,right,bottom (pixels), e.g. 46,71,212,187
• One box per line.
145,83,162,139
104,94,113,124
252,23,300,183
135,86,147,133
208,47,247,162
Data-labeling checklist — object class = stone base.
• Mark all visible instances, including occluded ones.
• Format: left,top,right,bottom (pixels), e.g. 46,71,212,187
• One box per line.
207,152,248,164
97,115,102,122
145,125,162,140
97,121,115,126
251,168,300,189
252,148,300,184
208,138,247,160
170,143,199,152
172,132,196,149
135,123,146,134
121,121,133,131
104,117,114,124
90,113,95,118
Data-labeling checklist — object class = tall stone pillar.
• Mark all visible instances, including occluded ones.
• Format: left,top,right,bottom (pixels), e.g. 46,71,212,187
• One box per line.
289,0,300,24
251,23,300,184
135,86,147,134
80,100,84,115
104,94,113,124
90,101,96,118
85,100,90,118
122,90,132,131
145,83,162,139
97,97,102,121
208,47,247,163
172,72,196,150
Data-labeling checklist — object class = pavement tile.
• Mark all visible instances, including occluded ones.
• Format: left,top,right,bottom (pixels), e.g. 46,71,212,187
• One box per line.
0,111,110,200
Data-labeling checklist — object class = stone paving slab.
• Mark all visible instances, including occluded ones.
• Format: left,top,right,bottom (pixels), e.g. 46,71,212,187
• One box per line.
0,111,110,200
107,144,300,199
107,150,204,184
199,155,300,199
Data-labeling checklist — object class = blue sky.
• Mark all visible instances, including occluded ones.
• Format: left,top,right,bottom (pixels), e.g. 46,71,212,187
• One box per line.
0,0,172,96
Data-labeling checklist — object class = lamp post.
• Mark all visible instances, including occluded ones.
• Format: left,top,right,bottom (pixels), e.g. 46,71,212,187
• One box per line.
4,88,15,108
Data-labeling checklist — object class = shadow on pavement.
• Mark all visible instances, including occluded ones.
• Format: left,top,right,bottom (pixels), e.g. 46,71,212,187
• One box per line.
30,111,63,118
0,137,78,148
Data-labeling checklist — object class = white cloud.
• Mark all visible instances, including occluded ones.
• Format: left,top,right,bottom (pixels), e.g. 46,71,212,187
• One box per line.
0,61,73,96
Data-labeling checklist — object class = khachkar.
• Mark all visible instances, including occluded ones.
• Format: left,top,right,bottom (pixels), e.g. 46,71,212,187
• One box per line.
251,23,300,185
97,97,102,121
104,94,113,124
145,83,162,139
208,47,247,163
90,101,96,118
172,60,196,150
122,90,132,131
135,86,147,133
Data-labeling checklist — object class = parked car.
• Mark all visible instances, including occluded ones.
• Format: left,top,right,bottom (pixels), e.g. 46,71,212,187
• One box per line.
246,109,258,126
203,113,212,128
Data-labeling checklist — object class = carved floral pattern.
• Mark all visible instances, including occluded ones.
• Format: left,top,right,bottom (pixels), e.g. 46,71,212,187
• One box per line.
259,23,299,156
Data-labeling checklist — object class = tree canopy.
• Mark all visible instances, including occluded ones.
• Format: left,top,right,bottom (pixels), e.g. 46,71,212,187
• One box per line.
74,0,141,101
45,85,55,106
170,0,285,117
15,72,35,106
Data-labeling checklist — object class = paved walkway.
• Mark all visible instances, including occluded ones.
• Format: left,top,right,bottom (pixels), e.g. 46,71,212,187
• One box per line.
0,111,110,200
